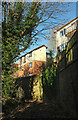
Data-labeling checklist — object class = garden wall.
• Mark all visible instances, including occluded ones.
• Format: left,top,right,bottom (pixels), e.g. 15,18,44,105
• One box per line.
57,30,78,118
15,74,43,100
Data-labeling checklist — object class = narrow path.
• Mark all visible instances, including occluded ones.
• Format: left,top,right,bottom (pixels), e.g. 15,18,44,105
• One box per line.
2,99,75,119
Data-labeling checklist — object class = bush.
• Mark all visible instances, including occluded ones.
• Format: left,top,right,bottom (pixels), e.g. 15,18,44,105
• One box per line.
3,98,19,114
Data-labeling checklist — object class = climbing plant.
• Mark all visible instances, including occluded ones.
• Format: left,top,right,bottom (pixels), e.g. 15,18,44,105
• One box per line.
42,50,56,87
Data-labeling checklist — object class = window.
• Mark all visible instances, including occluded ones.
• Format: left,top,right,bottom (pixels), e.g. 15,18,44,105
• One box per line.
60,44,64,52
29,52,32,57
77,20,78,26
29,63,32,68
64,43,67,47
29,73,32,76
20,66,22,71
60,30,63,36
64,29,66,34
60,29,66,36
60,43,67,52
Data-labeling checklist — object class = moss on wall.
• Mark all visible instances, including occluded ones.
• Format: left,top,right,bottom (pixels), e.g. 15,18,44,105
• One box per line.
32,74,43,100
15,74,43,100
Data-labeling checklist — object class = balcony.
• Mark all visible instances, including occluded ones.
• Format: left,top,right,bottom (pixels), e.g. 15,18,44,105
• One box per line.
65,23,77,36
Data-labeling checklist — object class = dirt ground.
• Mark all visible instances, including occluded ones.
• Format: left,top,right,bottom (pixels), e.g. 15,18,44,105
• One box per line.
2,98,76,120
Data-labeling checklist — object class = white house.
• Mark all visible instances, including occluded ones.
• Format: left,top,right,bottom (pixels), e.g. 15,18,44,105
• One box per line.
18,45,47,77
54,17,78,53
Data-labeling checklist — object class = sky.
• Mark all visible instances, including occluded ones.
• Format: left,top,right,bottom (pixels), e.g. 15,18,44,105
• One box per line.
15,2,77,63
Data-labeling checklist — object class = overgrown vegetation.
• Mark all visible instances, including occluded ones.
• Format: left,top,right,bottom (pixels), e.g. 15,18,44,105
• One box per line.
2,2,41,102
41,50,57,100
2,1,71,102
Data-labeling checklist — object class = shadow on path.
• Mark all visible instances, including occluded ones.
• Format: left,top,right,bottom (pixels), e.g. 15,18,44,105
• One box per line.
2,98,76,119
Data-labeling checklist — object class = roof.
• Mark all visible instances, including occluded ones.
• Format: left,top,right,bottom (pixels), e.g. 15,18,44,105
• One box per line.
19,45,48,59
54,16,78,33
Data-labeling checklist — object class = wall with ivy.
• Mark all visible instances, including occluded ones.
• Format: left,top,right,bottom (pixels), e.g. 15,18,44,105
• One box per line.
15,74,43,100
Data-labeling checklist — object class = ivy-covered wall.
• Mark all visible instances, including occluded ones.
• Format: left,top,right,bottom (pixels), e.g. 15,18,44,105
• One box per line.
15,74,43,100
32,74,43,100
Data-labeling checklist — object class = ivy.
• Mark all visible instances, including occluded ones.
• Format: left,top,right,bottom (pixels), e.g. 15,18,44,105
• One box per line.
41,50,56,87
2,2,41,101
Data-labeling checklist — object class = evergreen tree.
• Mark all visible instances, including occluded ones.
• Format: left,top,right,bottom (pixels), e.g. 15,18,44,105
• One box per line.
2,2,71,100
41,50,56,100
42,50,56,87
2,2,41,100
2,2,41,71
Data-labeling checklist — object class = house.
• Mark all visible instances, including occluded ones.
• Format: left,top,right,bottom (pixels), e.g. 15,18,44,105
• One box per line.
54,17,78,54
18,45,48,77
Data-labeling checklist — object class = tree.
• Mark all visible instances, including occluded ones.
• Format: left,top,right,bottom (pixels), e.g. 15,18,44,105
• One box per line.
2,2,71,71
42,50,56,86
2,2,41,71
2,2,41,100
41,50,56,100
2,2,71,100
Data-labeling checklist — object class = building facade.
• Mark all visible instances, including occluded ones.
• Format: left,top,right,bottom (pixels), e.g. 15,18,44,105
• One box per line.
54,17,78,53
18,45,47,77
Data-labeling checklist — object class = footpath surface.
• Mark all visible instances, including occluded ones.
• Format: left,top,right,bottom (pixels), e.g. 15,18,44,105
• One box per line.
2,98,76,119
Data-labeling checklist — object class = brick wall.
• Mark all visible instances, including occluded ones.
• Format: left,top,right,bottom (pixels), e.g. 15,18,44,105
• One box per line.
18,61,46,77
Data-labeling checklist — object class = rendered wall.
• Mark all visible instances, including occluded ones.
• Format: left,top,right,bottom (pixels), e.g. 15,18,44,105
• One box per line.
56,18,78,47
19,46,47,66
